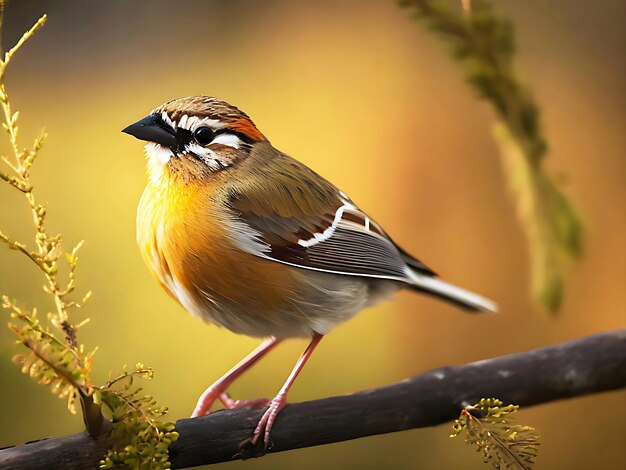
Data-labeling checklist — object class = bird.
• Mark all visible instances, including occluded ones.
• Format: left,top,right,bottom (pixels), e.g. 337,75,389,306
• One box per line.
122,96,497,450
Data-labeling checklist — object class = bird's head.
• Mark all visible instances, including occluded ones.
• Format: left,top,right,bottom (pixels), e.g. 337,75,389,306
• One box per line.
123,96,266,178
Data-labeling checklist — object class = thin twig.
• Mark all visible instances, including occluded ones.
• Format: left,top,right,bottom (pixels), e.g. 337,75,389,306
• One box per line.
0,14,47,74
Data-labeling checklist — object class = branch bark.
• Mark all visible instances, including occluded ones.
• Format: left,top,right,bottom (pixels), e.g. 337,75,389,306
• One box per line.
1,329,625,469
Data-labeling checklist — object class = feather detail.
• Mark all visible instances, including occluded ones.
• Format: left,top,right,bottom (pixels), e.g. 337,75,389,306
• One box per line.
406,270,498,313
223,142,497,314
225,142,436,282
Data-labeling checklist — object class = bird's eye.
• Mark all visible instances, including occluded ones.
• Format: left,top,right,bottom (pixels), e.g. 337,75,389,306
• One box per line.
194,127,215,145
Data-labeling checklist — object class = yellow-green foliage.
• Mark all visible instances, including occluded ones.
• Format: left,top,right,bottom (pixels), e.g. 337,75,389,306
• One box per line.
399,0,583,312
451,398,540,469
98,366,179,469
0,3,177,468
5,297,94,415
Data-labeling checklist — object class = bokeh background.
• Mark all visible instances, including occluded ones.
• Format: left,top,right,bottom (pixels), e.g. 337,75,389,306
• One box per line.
0,0,624,468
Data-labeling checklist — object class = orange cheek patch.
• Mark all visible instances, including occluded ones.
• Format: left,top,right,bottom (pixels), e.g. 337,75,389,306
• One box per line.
228,118,265,142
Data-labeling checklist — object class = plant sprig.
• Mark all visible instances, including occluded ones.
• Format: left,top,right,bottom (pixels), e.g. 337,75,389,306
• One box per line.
451,398,540,469
0,4,102,430
0,3,177,467
98,365,178,470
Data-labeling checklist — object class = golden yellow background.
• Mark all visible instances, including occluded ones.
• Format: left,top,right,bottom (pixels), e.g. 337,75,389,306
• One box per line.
1,1,624,468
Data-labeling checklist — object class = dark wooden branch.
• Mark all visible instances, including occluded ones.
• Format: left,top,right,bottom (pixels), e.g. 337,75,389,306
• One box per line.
1,329,625,469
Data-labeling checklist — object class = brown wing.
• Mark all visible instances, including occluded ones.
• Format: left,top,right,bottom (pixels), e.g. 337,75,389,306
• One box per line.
226,149,435,281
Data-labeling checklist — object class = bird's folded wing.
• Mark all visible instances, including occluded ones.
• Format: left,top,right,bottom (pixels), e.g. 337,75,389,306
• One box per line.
226,172,435,281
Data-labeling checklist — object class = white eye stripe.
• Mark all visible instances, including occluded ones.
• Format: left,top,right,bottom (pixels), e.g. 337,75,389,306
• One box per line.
210,133,242,149
160,111,224,132
183,131,242,150
185,132,242,154
158,112,246,150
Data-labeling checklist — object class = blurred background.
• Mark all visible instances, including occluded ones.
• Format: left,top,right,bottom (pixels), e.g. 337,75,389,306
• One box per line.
0,0,624,468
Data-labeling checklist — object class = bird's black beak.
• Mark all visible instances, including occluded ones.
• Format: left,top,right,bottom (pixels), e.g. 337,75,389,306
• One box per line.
122,114,177,148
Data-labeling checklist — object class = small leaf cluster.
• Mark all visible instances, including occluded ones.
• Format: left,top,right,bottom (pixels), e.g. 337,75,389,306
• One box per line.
451,398,539,469
398,0,583,312
98,365,179,469
4,297,94,414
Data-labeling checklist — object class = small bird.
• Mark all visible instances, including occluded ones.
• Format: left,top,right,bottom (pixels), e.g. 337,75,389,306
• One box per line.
123,96,497,449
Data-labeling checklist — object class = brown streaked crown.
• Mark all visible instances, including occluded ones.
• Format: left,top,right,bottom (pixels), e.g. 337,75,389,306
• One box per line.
153,96,266,142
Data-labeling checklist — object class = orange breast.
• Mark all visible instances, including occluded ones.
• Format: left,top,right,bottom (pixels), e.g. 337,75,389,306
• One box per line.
137,171,298,331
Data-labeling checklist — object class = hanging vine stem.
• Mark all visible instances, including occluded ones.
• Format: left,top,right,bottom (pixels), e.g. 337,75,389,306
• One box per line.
398,0,583,313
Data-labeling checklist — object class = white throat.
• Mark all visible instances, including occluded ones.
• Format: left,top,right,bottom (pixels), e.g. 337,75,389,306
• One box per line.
144,142,173,184
145,141,173,166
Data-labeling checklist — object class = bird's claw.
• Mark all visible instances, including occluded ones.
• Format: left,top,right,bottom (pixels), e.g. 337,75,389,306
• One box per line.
251,394,287,447
235,394,288,459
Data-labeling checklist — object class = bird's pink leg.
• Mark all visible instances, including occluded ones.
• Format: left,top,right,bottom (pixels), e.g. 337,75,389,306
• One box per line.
191,337,281,417
251,332,324,448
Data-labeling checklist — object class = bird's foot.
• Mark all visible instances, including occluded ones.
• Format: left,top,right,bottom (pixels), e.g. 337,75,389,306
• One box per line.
236,394,287,459
219,393,270,410
251,393,287,448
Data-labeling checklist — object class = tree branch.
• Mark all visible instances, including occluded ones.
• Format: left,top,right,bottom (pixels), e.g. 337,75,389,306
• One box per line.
1,329,625,469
